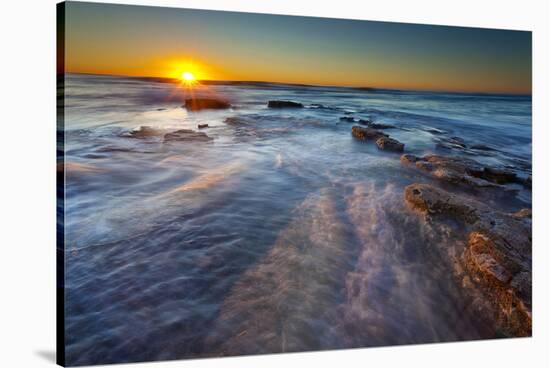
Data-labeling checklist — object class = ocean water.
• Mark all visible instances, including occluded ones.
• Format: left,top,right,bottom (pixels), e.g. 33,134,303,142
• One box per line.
61,74,531,365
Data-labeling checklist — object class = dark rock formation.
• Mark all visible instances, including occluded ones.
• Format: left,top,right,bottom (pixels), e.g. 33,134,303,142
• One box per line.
184,98,231,111
404,183,531,336
198,124,209,129
400,154,523,188
339,116,356,122
163,129,213,143
375,136,404,152
267,100,303,108
351,126,388,141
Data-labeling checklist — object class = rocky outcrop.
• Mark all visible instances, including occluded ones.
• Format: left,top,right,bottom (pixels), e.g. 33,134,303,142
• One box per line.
400,154,523,188
184,98,231,111
375,137,404,152
404,183,532,336
351,126,388,141
352,126,404,152
267,100,303,108
198,124,209,129
163,129,213,143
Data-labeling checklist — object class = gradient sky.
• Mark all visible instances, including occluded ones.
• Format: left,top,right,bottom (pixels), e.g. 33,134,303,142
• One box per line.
63,1,532,94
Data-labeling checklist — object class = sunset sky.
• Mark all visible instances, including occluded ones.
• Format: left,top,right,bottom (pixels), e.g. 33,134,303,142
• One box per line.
63,2,532,94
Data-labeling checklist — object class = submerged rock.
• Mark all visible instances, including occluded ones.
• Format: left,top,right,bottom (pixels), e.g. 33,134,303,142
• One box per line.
309,103,337,110
470,144,498,152
434,136,467,151
375,136,404,152
267,100,303,108
426,128,446,135
351,126,388,141
362,120,396,129
404,183,531,336
400,154,522,188
339,116,356,122
224,116,253,126
127,126,162,138
513,208,532,219
184,98,231,111
207,190,351,354
482,167,518,184
163,129,213,143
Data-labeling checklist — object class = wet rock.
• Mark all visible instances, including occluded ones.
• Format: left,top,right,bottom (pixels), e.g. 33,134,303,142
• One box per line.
224,116,253,126
449,136,466,147
481,167,518,184
361,120,396,129
470,144,498,151
404,183,531,336
340,116,356,122
434,136,467,151
207,190,351,354
370,123,396,129
524,175,532,188
400,154,521,188
351,126,388,141
309,103,337,110
198,124,209,129
375,136,404,152
426,128,446,135
184,98,231,111
513,208,532,219
127,126,162,138
267,100,303,108
400,154,418,165
163,129,213,143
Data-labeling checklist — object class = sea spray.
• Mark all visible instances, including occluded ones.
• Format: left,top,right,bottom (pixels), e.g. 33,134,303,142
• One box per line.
336,182,493,345
66,159,248,248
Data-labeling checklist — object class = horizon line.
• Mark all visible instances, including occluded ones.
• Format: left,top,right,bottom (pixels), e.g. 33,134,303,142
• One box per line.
64,71,533,97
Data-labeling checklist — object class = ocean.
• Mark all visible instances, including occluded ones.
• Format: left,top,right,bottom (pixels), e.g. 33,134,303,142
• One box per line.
60,73,532,365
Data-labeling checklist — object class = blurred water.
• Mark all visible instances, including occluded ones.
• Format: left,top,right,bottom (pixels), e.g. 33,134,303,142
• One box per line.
62,74,531,365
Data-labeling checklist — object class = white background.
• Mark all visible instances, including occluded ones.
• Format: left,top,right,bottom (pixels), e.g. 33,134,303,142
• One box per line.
0,0,548,367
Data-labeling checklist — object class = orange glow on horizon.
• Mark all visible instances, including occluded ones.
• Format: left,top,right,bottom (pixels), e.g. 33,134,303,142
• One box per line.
163,59,215,82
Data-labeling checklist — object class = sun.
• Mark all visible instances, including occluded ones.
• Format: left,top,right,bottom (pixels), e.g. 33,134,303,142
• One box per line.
181,71,195,82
